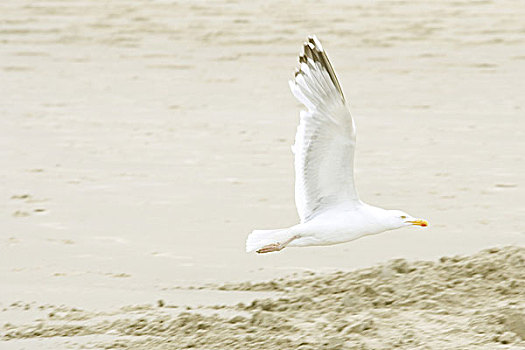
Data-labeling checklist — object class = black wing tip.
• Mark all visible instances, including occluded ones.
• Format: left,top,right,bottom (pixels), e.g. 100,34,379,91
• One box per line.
298,35,322,63
307,35,323,51
295,35,346,102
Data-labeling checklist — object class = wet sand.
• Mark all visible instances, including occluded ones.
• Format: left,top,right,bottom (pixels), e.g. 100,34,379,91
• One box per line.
1,0,524,348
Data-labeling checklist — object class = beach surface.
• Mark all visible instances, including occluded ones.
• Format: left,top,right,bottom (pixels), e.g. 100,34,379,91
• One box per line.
3,247,525,349
1,0,524,348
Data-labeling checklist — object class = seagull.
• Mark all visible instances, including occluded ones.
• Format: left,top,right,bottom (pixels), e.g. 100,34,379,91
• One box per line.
246,35,428,254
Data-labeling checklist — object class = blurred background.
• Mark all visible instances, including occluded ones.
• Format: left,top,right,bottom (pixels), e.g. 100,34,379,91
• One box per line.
1,0,524,309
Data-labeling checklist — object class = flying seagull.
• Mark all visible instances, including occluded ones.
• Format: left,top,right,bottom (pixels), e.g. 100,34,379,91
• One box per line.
246,35,428,254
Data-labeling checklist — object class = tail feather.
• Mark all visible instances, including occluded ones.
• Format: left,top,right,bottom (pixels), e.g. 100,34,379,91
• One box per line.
246,228,291,253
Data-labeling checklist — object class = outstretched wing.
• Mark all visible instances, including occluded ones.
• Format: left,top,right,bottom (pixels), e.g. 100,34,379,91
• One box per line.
289,35,359,223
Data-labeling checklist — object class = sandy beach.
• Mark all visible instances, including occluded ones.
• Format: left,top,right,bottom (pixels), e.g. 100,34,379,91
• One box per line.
2,247,524,349
1,0,524,348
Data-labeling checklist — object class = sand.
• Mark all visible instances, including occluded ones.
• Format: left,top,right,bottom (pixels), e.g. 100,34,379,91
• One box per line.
2,247,524,349
1,0,524,348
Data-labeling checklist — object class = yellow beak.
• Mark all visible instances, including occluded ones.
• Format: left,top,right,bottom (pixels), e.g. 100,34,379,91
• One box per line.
408,219,428,227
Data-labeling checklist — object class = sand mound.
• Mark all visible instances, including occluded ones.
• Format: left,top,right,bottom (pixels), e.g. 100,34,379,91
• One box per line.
2,246,524,349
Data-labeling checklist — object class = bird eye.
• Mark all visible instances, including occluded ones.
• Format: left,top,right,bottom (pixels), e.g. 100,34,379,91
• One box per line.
401,216,406,219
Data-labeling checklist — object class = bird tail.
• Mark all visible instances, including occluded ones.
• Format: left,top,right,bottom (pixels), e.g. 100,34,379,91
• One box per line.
245,228,291,253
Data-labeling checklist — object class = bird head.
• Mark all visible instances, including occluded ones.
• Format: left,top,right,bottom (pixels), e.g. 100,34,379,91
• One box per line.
385,210,428,230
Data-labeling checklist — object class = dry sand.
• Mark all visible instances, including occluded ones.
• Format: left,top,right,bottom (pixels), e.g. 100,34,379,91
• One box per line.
1,0,525,348
2,247,524,349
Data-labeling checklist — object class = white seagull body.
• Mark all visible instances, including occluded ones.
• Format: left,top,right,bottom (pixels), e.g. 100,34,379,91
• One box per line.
246,36,428,254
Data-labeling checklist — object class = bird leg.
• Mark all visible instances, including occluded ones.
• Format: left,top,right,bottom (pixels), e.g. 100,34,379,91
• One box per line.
256,235,300,254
